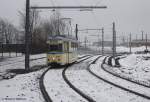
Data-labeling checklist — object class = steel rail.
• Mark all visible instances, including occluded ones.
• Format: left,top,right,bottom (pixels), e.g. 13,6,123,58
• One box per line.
88,56,150,100
62,56,96,102
104,56,150,88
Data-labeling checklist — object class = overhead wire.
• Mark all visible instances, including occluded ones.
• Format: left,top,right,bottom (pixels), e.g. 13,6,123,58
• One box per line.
95,0,104,6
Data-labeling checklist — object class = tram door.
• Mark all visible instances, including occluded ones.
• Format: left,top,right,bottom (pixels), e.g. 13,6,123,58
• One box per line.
67,42,70,64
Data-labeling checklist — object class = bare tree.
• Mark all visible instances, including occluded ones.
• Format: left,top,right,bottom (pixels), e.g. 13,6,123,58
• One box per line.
0,18,18,44
19,8,40,45
42,11,68,37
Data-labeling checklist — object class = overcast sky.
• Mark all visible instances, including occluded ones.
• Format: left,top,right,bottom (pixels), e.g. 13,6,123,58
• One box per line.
0,0,150,42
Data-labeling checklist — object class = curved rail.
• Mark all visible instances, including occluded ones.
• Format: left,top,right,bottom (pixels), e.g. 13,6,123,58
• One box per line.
88,56,150,100
62,56,97,102
39,55,94,102
103,56,150,88
39,67,53,102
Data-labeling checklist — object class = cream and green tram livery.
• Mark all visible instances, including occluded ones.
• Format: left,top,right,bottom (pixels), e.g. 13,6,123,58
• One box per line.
47,35,78,66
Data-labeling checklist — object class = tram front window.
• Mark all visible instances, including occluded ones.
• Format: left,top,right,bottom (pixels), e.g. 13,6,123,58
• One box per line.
49,44,62,52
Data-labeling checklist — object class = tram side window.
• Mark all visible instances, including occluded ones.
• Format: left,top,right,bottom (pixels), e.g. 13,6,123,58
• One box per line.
49,44,62,52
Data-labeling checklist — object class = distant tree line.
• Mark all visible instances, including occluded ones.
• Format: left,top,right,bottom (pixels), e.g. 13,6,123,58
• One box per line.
0,9,71,54
0,18,20,44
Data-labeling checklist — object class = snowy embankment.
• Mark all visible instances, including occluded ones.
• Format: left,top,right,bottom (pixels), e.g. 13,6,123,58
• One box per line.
103,53,150,87
64,56,148,102
0,54,48,102
0,54,46,73
102,46,150,87
119,53,150,86
43,56,94,102
89,56,150,102
0,53,22,58
44,69,87,102
0,68,47,102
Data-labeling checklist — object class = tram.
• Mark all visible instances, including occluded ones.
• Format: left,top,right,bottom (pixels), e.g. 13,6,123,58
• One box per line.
47,35,78,66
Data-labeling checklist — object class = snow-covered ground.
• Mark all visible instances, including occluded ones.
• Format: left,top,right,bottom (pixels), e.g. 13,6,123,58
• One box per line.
102,45,150,87
44,69,87,102
43,56,96,102
0,53,22,58
0,54,46,72
117,53,150,86
0,53,48,102
0,68,47,102
65,56,149,102
89,45,150,54
90,56,150,102
0,51,150,102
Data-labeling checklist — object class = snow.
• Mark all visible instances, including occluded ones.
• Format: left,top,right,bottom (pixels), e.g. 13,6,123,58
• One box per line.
44,69,87,102
89,46,150,53
64,56,149,102
0,54,46,73
0,52,150,102
90,56,150,102
0,53,48,102
0,68,47,102
0,53,22,58
117,53,150,86
116,46,150,53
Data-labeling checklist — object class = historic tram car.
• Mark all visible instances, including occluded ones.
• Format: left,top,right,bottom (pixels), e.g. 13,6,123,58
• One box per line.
47,35,78,66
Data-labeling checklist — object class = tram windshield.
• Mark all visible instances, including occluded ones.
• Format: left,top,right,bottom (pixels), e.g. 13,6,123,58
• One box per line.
49,44,62,52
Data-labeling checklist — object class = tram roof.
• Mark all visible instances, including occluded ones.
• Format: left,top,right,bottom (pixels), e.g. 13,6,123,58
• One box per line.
48,35,78,43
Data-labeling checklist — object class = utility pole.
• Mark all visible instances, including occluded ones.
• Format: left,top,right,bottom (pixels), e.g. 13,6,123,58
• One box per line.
25,0,30,71
79,28,104,54
146,34,148,51
75,24,78,40
129,33,132,53
84,36,87,49
112,22,116,58
142,31,144,41
102,27,104,55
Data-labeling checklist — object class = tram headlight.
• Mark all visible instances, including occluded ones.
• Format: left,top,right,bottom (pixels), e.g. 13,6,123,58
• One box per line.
52,57,55,60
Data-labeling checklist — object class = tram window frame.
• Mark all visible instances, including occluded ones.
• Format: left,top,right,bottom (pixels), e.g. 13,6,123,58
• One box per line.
63,42,69,52
49,44,63,52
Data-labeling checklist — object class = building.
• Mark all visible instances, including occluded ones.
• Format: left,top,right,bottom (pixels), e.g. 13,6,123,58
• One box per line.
131,39,150,47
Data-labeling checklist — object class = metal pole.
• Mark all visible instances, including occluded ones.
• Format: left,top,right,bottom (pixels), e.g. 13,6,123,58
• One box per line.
75,24,78,40
9,44,11,57
25,0,30,71
85,36,87,49
146,34,148,51
2,44,3,58
102,27,104,55
112,22,116,58
129,33,132,53
16,44,17,57
142,31,144,41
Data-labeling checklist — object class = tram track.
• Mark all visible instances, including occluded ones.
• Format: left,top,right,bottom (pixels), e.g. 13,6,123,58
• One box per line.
39,67,53,102
103,56,150,88
39,55,95,102
0,55,89,67
40,55,150,102
88,56,150,100
62,55,101,102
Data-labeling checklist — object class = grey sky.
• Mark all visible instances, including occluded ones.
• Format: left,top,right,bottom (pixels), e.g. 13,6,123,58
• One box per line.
0,0,150,41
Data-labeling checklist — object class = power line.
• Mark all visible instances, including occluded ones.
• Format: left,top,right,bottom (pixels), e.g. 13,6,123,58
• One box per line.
30,6,107,10
95,0,104,6
49,0,55,6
